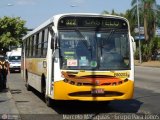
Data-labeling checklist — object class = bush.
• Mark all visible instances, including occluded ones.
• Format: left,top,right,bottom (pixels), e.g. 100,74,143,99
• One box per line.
135,37,160,61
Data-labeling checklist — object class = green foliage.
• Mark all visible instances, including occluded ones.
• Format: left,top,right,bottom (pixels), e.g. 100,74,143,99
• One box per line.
141,42,152,61
102,10,109,14
124,9,137,36
135,37,160,61
130,0,160,61
151,37,160,50
102,10,124,16
157,5,160,27
134,47,140,60
0,16,27,50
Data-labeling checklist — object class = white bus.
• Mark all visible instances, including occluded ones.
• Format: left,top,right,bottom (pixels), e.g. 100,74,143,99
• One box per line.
22,13,135,106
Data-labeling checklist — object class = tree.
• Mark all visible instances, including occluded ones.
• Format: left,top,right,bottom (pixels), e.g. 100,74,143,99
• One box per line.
131,0,157,41
130,0,160,61
0,16,27,51
102,10,110,14
156,5,160,27
124,9,137,35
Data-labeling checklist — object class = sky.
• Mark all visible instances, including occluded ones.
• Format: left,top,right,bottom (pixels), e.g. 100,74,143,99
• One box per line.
0,0,160,29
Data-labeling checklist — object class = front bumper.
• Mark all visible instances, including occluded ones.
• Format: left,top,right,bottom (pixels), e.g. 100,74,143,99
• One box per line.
53,80,134,101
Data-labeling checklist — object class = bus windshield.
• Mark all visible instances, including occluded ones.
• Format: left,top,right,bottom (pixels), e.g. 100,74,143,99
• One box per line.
59,29,130,70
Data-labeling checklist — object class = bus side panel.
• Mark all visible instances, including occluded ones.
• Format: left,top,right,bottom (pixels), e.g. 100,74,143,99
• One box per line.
28,72,42,92
25,58,47,92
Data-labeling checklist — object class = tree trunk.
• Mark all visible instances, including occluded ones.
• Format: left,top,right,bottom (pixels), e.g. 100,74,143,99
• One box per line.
144,3,149,41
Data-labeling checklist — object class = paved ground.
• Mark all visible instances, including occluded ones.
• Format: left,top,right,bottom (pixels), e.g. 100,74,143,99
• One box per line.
0,61,160,120
0,89,20,120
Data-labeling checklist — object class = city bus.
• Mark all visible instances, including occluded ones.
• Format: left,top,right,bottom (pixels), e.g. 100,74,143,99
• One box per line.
21,13,135,106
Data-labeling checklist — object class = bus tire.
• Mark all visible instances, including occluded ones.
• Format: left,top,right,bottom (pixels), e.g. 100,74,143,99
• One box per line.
41,74,46,94
25,70,31,91
26,82,32,91
45,95,52,107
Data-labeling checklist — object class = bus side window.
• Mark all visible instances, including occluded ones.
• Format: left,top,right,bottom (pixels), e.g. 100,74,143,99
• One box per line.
39,30,45,57
29,37,33,57
33,34,36,57
37,32,42,57
41,28,48,57
25,39,28,57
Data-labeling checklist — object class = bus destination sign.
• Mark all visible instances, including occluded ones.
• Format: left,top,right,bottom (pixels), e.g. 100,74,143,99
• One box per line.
58,16,128,29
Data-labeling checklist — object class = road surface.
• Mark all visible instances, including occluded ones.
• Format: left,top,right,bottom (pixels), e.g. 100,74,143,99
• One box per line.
6,66,160,120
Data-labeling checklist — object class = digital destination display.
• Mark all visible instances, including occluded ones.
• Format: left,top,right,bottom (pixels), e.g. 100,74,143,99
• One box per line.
58,16,128,29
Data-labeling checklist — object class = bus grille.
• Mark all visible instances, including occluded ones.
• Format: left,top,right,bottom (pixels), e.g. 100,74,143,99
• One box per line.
69,91,123,97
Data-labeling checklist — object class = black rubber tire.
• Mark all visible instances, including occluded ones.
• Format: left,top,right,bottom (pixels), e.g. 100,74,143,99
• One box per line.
45,95,52,107
25,70,31,91
26,81,32,91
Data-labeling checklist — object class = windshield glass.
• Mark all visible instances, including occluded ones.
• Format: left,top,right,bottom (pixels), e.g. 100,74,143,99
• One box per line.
59,30,130,70
9,56,21,62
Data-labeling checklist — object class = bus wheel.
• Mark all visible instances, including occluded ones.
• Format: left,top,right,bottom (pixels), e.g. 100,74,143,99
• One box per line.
41,75,46,94
26,82,32,91
25,70,31,91
45,95,52,107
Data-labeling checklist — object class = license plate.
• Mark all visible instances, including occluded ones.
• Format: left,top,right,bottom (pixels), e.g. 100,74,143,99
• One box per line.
91,88,104,94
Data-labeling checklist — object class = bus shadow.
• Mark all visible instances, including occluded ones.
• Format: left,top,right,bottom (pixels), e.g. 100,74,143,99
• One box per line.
29,87,142,114
29,86,45,101
29,85,143,114
52,99,143,114
28,84,145,114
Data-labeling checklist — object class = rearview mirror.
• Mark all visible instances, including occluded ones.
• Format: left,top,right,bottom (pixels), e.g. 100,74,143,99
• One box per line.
51,34,59,49
51,37,55,49
52,49,59,63
131,36,136,52
49,25,57,50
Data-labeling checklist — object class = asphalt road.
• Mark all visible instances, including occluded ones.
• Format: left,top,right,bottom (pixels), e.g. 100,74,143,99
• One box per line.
7,66,160,120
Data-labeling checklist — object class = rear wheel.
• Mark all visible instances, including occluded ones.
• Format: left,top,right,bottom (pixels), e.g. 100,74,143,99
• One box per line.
41,75,46,94
26,82,32,91
42,78,52,107
25,70,31,91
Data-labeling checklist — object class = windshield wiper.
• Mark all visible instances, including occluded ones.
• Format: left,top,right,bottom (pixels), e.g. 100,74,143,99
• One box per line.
99,30,115,62
74,28,92,58
75,28,88,46
102,29,115,47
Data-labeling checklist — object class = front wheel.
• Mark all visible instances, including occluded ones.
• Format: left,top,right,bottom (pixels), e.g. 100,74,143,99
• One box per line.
45,95,52,107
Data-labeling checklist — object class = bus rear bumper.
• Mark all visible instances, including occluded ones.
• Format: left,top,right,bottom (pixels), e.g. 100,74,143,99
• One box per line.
53,80,134,101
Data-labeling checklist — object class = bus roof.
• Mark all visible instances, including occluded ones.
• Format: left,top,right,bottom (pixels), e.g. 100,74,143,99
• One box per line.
22,13,128,40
